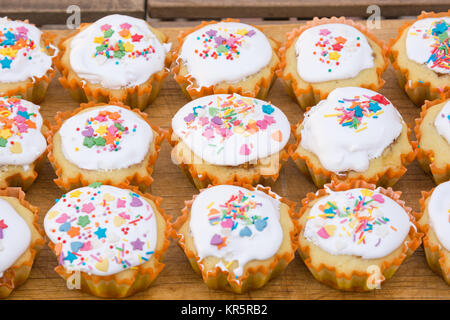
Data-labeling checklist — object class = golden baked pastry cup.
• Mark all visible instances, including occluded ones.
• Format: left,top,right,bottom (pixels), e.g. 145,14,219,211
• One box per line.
55,23,172,110
277,17,388,110
290,117,415,188
172,184,298,294
171,18,280,101
46,183,171,298
0,114,50,191
296,180,422,292
415,187,450,285
413,93,450,185
389,10,450,107
0,187,45,299
46,101,165,192
0,18,57,104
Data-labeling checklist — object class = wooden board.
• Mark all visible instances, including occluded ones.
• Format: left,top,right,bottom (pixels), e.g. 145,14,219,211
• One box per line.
148,0,450,19
6,20,450,300
0,0,145,26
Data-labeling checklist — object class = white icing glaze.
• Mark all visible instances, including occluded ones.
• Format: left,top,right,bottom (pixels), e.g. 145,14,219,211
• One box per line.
44,184,158,276
172,93,290,166
300,87,403,173
427,181,450,251
434,100,450,144
179,22,272,88
304,188,412,259
406,17,450,74
59,105,153,171
189,185,283,277
0,17,54,83
69,14,170,90
0,198,31,277
0,97,46,167
295,23,374,83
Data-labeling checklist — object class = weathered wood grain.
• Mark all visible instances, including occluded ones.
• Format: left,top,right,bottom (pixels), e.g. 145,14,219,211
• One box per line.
6,20,450,300
148,0,450,19
0,0,145,26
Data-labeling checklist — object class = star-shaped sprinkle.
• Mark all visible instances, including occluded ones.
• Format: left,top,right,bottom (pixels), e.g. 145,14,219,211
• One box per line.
319,29,331,36
64,251,78,263
94,227,107,239
81,202,95,214
77,215,91,227
130,238,145,250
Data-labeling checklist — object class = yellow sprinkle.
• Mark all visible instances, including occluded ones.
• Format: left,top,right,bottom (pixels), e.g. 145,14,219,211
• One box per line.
360,189,374,197
357,235,366,244
373,110,384,117
324,113,343,117
355,126,368,133
306,216,316,219
226,261,233,269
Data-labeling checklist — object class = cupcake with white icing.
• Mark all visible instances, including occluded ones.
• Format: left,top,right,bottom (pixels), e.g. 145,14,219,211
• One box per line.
390,11,449,106
169,93,291,189
414,93,450,184
173,184,297,293
47,101,164,192
291,87,415,188
56,14,172,110
171,19,280,100
0,17,57,103
297,180,422,291
417,180,450,285
277,17,388,110
44,183,170,298
0,97,48,190
0,188,45,299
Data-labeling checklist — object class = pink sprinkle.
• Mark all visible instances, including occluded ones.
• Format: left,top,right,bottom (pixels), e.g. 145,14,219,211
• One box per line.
319,29,331,36
120,23,132,30
81,202,95,214
240,144,251,155
117,198,126,208
100,24,111,31
372,194,385,203
317,227,329,239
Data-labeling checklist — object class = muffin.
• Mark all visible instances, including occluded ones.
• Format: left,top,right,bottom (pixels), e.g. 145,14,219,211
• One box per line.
297,180,422,291
171,19,280,100
414,94,450,184
291,87,415,188
172,184,297,293
0,187,45,299
416,180,450,284
44,183,170,298
47,101,164,192
0,17,57,103
277,17,388,110
0,96,48,190
56,14,172,110
169,93,291,189
389,11,449,106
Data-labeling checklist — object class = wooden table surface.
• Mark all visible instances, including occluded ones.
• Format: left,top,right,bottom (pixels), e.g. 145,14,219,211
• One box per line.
6,19,450,300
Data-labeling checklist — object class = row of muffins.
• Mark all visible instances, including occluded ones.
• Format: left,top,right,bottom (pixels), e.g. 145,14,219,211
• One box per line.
1,13,448,110
0,90,446,195
0,12,448,299
2,173,448,297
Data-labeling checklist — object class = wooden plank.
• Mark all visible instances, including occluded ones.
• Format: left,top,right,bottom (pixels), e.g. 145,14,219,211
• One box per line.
148,0,450,19
0,0,145,26
5,20,450,300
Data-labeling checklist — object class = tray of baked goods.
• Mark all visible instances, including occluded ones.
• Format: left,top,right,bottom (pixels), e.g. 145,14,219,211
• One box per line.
0,11,449,300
